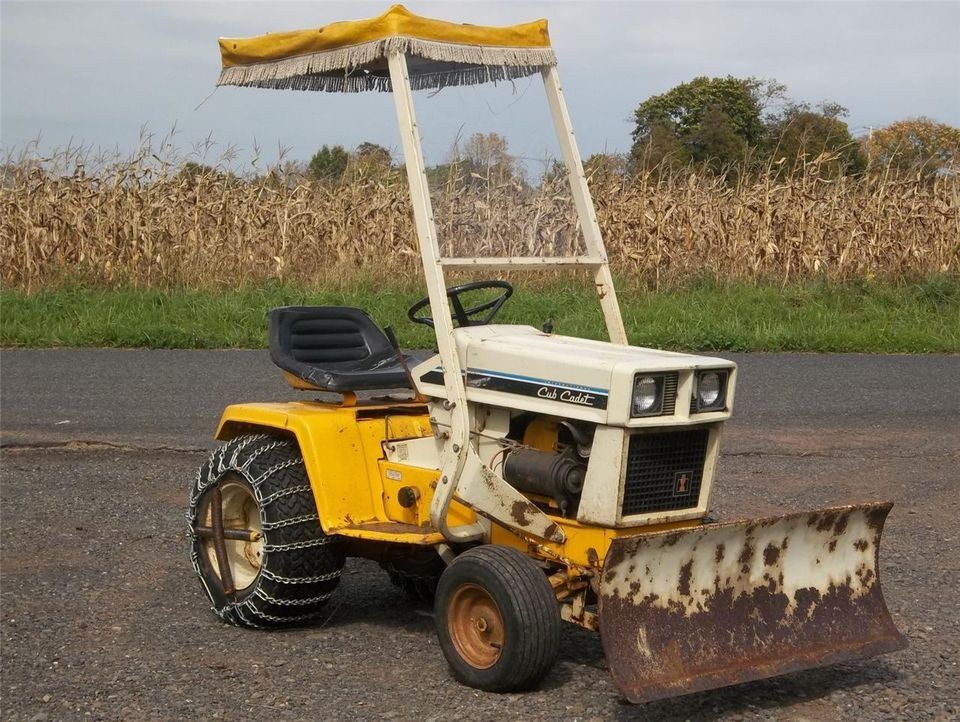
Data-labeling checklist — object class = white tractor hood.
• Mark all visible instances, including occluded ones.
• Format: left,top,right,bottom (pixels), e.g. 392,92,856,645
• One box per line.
412,325,736,425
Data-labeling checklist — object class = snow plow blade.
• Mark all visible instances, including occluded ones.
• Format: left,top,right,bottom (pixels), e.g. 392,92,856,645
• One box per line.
598,502,906,703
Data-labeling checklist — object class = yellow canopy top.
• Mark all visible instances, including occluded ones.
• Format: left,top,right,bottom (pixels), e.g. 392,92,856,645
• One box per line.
218,4,556,93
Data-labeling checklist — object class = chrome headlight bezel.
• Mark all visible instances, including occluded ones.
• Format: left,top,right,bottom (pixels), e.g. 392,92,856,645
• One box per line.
693,369,729,412
631,374,665,417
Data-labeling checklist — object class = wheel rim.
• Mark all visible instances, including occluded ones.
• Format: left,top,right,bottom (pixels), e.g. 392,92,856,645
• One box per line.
200,481,263,593
448,583,504,669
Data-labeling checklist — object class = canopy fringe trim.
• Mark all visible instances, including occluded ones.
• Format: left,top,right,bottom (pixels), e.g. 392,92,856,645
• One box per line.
217,36,556,93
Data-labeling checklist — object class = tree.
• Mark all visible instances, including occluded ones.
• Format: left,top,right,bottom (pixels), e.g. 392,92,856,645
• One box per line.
583,152,626,180
424,161,458,189
308,144,349,182
539,158,566,185
459,132,516,185
426,133,518,188
347,142,394,180
765,103,866,178
177,161,217,180
630,76,782,171
354,142,392,166
0,159,44,189
687,104,751,175
628,120,692,175
176,161,237,187
867,117,960,177
542,153,625,186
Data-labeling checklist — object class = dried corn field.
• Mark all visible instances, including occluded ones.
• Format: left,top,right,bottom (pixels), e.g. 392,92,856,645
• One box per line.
2,151,957,291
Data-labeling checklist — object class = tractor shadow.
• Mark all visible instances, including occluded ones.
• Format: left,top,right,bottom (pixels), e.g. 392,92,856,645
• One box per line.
296,560,438,634
610,660,902,721
281,560,904,718
543,622,902,719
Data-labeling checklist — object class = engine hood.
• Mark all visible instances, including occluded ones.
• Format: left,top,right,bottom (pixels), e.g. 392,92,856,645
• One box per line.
412,325,736,425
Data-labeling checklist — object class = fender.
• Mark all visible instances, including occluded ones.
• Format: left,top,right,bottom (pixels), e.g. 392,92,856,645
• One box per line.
216,401,432,534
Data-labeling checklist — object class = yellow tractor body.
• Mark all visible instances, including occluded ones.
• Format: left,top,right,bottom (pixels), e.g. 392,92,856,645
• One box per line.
214,401,698,565
209,397,904,700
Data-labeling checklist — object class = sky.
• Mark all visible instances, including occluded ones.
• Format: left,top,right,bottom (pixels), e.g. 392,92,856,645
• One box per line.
2,1,958,170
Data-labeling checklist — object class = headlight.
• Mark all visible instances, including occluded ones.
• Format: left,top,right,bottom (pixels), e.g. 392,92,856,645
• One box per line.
632,375,662,416
694,370,728,412
698,372,721,406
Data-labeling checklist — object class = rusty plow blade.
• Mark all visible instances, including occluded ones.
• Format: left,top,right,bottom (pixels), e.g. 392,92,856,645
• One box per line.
598,502,906,703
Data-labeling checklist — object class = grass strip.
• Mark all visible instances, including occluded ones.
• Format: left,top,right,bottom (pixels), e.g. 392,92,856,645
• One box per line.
2,278,958,353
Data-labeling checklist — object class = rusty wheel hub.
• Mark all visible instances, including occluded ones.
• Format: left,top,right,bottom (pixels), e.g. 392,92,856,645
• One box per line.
448,583,504,669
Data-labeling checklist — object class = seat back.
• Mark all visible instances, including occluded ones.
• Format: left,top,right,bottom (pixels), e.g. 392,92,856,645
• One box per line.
268,306,404,391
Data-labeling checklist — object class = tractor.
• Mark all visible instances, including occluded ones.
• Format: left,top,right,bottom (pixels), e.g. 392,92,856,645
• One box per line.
188,5,904,702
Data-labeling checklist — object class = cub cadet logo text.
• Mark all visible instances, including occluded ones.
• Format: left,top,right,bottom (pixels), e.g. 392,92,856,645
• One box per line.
537,386,596,407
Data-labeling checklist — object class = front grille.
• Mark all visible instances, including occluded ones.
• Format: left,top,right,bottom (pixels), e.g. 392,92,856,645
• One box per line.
621,428,709,516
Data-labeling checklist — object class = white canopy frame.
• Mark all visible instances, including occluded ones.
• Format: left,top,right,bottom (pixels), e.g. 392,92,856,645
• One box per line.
387,52,626,543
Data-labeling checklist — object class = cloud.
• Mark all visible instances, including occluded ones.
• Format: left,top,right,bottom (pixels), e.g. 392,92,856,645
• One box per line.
2,1,958,165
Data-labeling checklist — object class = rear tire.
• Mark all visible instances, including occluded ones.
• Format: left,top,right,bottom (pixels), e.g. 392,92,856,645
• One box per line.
434,546,560,692
188,433,344,628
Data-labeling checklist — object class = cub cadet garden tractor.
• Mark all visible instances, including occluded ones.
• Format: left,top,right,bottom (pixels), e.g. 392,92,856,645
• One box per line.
189,5,905,702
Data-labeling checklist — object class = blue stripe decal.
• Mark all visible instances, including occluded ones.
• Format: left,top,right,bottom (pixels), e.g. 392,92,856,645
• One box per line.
468,367,608,396
420,366,609,409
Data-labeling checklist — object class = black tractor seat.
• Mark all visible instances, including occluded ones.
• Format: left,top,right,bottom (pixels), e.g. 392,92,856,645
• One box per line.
268,306,414,392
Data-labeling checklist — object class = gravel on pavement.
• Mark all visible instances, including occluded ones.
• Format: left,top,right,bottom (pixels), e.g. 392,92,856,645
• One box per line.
1,350,958,721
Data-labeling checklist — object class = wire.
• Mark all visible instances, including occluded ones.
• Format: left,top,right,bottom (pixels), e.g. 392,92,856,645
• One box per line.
483,75,534,116
490,445,513,475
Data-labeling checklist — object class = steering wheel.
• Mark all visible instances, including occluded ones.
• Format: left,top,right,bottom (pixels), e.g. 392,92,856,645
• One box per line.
408,280,514,328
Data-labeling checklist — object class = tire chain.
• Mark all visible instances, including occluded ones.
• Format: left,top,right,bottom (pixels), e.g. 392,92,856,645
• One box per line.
260,567,342,585
261,513,320,531
188,433,345,628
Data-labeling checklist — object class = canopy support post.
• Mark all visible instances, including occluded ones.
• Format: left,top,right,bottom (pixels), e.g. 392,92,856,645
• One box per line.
387,52,565,546
541,65,627,345
387,51,483,543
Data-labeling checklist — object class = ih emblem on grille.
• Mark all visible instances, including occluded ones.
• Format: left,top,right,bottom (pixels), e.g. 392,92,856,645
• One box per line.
674,471,692,495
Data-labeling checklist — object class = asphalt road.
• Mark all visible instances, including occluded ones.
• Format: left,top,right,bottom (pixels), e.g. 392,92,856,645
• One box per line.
2,350,958,721
2,349,957,454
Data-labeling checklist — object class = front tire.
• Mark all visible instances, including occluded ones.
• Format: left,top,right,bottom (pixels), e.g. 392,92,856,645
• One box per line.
188,433,344,628
434,546,560,692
